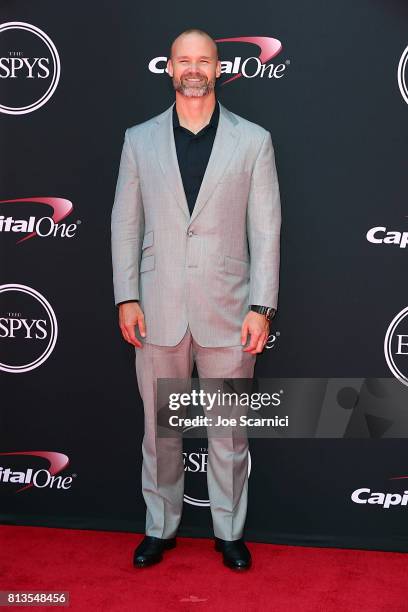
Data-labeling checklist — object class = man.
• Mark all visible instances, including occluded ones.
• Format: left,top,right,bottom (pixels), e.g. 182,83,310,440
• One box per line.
111,28,281,571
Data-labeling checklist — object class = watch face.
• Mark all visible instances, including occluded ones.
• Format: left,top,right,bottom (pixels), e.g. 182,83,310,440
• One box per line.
266,309,275,321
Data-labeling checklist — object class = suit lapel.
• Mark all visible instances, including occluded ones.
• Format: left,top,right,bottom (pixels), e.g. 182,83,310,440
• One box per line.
151,101,239,224
190,103,239,224
151,102,190,220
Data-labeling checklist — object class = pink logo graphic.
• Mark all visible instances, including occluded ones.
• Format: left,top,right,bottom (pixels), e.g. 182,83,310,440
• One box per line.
215,36,283,85
0,451,69,493
0,197,73,243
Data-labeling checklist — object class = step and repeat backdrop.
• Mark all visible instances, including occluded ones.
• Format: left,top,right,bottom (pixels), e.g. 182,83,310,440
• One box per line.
1,1,408,551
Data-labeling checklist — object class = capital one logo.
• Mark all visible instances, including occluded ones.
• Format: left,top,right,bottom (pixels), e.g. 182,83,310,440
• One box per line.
149,36,288,85
366,224,408,249
0,197,78,244
0,284,58,373
265,330,280,349
398,44,408,105
351,475,408,509
0,21,61,115
384,307,408,387
0,451,72,493
183,443,251,507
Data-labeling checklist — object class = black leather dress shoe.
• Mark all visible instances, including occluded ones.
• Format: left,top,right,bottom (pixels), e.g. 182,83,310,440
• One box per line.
214,537,252,570
133,535,176,567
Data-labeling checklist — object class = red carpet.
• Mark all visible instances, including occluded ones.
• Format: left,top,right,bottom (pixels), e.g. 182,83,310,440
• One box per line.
0,526,407,611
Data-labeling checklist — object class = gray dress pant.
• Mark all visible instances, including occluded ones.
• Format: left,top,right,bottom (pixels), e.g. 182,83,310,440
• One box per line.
135,324,256,541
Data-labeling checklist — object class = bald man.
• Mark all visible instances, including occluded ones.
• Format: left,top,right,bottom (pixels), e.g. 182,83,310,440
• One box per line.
111,28,281,571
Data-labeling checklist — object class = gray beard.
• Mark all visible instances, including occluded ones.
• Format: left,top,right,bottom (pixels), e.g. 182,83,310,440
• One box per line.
173,76,216,97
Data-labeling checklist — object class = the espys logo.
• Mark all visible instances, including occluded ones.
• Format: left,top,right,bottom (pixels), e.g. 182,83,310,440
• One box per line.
351,475,408,509
0,197,78,244
384,307,408,387
0,451,73,493
183,444,251,507
398,44,408,105
0,284,58,374
149,36,288,85
0,22,60,115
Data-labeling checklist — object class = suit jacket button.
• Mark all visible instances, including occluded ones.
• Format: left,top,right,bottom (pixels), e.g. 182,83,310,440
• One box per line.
187,230,194,237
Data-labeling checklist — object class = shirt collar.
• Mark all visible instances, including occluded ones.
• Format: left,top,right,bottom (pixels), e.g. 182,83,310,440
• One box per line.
173,100,220,132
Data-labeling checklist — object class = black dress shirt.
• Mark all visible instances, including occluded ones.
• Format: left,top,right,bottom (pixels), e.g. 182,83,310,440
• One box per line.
173,100,219,216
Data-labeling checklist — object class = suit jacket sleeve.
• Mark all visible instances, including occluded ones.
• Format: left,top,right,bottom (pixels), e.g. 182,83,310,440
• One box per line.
111,128,145,306
246,130,282,309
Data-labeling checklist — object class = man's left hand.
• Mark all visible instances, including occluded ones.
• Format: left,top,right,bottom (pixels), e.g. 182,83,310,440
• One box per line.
241,311,270,354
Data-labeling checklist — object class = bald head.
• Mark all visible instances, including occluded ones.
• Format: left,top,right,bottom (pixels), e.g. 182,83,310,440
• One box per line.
167,28,221,98
170,29,218,61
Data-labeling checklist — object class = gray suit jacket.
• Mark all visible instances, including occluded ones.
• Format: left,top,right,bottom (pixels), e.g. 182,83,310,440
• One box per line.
111,101,281,347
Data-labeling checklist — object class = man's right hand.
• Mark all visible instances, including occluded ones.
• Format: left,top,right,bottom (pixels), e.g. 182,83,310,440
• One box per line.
118,302,146,348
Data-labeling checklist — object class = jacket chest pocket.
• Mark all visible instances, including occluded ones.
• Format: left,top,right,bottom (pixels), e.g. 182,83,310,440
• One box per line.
217,169,251,184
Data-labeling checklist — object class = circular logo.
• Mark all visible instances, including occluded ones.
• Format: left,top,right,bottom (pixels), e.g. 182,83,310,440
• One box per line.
384,307,408,387
0,284,58,373
183,439,252,507
398,45,408,105
0,22,60,115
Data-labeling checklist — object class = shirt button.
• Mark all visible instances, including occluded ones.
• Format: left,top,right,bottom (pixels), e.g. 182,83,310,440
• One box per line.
187,230,194,237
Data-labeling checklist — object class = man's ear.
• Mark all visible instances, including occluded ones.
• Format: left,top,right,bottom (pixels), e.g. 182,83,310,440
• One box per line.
215,60,221,78
167,59,173,77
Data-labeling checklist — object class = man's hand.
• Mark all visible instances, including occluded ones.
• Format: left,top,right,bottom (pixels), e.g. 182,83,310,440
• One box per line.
241,311,270,354
118,302,146,348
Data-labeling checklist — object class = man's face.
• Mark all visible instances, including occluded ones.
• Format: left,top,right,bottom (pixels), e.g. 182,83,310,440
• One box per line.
167,33,221,97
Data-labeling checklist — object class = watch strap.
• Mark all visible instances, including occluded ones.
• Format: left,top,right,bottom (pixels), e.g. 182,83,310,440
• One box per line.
250,305,276,320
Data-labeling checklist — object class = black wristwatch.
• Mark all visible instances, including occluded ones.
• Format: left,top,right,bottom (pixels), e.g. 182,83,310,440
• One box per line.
250,305,276,321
